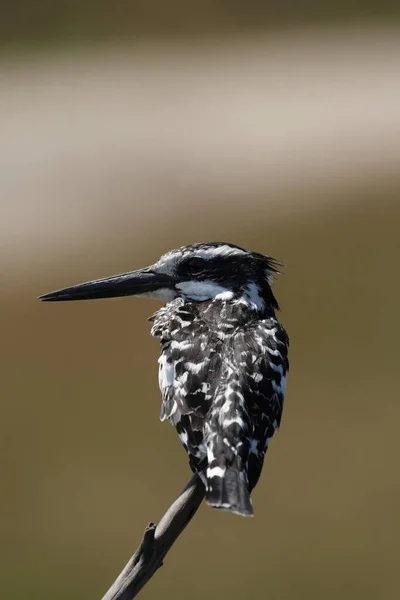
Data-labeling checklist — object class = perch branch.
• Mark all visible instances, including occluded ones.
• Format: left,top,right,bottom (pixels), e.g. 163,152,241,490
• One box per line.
101,473,205,600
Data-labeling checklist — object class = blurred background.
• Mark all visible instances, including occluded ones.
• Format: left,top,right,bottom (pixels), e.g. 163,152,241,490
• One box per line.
1,3,399,600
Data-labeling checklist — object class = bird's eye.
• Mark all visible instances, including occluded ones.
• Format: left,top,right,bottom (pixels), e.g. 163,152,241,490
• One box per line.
186,257,207,273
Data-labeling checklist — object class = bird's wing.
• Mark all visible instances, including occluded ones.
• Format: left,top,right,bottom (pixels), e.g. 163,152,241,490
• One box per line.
234,319,288,425
226,318,289,489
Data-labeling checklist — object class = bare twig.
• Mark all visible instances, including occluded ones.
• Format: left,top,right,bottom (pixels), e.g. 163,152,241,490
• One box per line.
101,473,205,600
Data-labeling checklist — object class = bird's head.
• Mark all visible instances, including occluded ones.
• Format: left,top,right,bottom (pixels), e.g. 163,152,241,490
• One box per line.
39,242,281,312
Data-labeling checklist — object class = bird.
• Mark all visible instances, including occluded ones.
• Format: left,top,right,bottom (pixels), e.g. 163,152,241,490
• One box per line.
39,242,289,517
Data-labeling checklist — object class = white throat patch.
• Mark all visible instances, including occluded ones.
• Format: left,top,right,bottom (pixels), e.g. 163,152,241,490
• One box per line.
175,280,234,302
137,288,177,302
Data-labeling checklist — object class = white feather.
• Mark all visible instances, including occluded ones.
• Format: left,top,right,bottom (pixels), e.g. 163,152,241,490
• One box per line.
175,280,232,301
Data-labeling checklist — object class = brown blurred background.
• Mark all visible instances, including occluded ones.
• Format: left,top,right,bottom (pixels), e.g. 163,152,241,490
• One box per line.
1,3,400,600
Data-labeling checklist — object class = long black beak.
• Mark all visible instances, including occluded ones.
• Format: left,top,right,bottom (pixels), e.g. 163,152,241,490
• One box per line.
38,268,178,302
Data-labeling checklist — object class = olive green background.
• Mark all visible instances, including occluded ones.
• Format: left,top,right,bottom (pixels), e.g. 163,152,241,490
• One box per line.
1,4,399,600
1,1,400,50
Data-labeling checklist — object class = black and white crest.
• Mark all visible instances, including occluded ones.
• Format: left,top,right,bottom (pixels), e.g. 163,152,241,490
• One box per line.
40,241,289,517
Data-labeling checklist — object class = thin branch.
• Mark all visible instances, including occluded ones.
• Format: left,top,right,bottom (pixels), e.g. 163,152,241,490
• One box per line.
101,473,205,600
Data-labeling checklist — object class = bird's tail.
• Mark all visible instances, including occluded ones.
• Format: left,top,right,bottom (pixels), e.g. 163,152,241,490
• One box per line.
205,467,253,517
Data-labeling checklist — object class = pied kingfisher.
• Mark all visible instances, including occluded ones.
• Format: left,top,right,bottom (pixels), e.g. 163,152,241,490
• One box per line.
40,242,289,517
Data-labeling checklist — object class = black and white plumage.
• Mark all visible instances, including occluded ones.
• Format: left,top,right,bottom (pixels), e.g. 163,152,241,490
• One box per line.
40,242,289,517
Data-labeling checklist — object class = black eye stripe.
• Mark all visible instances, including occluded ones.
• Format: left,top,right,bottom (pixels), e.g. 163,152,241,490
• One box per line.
186,257,208,270
183,255,246,274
